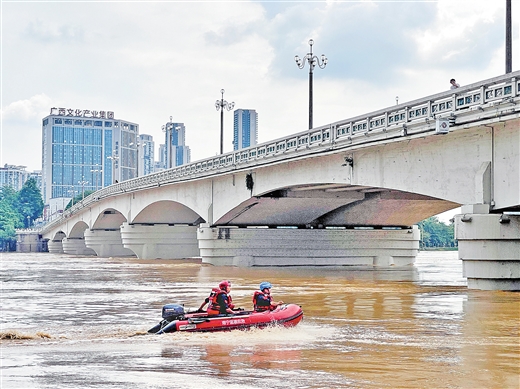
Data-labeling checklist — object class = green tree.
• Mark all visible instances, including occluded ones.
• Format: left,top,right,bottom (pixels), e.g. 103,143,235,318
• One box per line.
0,186,21,250
0,185,18,206
16,178,44,228
417,216,457,249
65,190,95,210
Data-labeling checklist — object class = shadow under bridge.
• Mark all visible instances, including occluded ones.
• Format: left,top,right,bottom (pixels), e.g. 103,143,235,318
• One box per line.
215,183,459,228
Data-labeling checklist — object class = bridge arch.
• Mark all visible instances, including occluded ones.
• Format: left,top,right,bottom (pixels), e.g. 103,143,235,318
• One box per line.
52,231,66,241
61,221,97,256
92,208,127,230
130,200,205,225
47,231,66,254
214,182,459,227
69,221,90,238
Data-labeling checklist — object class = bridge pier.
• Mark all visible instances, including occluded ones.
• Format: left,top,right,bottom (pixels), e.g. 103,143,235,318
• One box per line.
455,208,520,291
84,229,136,257
47,239,64,254
62,237,96,255
47,231,66,254
120,223,199,259
197,224,420,267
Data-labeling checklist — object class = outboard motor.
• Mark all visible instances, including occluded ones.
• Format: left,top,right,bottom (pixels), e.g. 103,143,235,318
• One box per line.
162,304,185,321
148,304,185,334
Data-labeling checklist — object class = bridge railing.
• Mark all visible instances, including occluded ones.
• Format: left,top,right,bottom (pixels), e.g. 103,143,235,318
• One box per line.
42,72,520,233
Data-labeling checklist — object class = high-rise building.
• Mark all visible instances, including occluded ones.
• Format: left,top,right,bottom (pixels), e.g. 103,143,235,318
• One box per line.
153,160,165,173
163,120,191,168
41,107,139,215
138,134,155,177
157,144,167,171
0,164,28,191
233,109,258,150
0,165,42,198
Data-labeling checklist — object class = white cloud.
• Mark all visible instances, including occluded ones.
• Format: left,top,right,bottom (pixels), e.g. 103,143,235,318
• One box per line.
413,0,504,62
23,19,85,43
2,94,57,122
1,94,60,169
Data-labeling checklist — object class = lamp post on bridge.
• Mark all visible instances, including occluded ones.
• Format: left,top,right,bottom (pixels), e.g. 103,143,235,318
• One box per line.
68,185,75,207
129,141,142,177
295,39,328,130
107,153,119,184
506,0,512,73
78,177,89,200
90,165,102,191
215,89,235,155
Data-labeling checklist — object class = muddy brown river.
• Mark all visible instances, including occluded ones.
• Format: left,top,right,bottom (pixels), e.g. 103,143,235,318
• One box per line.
1,251,519,388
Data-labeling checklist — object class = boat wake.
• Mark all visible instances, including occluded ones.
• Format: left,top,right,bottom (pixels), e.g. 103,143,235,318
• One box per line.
0,319,334,347
0,330,52,340
158,321,336,347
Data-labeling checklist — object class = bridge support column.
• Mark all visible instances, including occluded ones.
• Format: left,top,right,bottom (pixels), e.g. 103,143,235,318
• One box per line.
47,239,64,254
197,224,420,267
62,237,97,255
455,207,520,291
120,223,199,259
84,229,136,257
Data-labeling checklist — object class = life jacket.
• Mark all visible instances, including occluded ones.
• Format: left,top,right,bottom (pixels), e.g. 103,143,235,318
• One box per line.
253,291,272,312
207,288,233,314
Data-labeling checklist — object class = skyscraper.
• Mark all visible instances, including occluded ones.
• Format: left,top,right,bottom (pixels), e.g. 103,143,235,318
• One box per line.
233,109,258,150
157,144,167,171
138,134,155,176
41,107,139,216
163,120,191,168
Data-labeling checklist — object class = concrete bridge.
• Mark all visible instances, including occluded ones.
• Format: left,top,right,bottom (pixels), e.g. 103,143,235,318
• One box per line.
41,72,520,290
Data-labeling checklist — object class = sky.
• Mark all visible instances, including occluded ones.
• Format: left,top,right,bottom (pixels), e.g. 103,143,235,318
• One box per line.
1,0,519,220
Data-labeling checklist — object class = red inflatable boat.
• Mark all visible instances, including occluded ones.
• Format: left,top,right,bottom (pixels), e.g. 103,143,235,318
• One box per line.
148,303,303,334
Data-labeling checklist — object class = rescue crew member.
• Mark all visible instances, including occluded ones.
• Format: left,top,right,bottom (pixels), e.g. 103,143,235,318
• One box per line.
197,293,212,312
253,281,284,312
205,280,236,315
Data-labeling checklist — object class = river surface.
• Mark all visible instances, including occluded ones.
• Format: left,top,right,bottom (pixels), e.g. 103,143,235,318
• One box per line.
1,251,519,389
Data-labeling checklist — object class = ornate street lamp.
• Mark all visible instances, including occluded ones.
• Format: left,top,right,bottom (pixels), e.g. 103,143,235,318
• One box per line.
107,153,119,183
295,39,328,129
129,141,141,177
90,165,102,191
78,177,89,200
68,186,75,206
215,89,235,154
506,0,512,73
